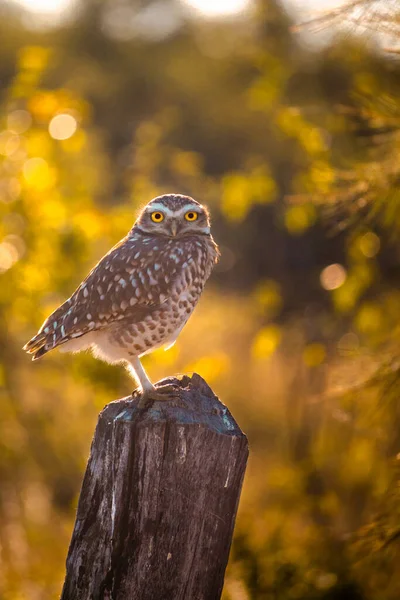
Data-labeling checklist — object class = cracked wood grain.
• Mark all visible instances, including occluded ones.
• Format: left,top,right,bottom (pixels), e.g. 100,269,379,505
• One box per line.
61,373,248,600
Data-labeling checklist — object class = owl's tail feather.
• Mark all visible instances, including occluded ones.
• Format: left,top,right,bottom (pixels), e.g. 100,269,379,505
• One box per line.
23,332,50,361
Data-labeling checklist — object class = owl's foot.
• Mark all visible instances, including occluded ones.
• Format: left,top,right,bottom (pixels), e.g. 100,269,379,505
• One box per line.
134,383,181,409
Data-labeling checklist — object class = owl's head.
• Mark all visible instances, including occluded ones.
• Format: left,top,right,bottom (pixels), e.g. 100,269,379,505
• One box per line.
135,194,211,238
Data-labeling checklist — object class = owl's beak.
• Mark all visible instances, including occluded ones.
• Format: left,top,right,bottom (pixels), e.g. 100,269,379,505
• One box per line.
170,221,178,237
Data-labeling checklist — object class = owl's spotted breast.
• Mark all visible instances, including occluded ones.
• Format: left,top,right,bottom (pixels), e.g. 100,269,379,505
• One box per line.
91,232,218,361
26,229,218,359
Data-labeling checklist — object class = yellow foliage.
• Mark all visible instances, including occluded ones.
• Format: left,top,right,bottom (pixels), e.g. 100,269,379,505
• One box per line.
184,352,231,383
170,151,202,177
332,264,374,313
18,46,51,71
61,129,86,153
222,173,249,221
253,279,282,316
252,325,281,359
28,91,61,121
303,343,326,367
355,302,383,335
307,161,335,193
343,439,375,482
222,166,276,222
71,210,104,240
23,157,56,191
277,108,328,155
25,129,53,156
284,204,316,235
19,264,51,293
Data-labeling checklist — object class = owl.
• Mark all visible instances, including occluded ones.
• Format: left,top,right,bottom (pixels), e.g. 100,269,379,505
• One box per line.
24,194,219,405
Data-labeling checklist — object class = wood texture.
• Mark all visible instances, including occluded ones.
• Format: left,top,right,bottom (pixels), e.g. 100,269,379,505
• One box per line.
61,373,248,600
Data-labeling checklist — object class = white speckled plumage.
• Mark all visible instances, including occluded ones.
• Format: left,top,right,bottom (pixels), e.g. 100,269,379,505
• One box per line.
23,194,219,398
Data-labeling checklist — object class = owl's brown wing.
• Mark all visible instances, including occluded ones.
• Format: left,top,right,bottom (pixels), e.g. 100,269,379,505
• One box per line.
23,231,200,359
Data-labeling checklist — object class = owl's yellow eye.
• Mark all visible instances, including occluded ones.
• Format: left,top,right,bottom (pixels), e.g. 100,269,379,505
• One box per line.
151,211,164,223
184,211,198,222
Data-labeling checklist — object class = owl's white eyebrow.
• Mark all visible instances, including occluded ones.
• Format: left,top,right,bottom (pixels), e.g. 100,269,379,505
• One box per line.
147,203,202,217
174,205,202,217
147,203,173,216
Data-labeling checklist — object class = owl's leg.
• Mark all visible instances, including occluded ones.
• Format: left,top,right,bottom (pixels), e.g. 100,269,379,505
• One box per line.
128,356,154,395
128,356,179,408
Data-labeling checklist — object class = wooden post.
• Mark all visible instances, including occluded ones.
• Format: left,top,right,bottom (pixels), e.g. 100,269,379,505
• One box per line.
61,373,248,600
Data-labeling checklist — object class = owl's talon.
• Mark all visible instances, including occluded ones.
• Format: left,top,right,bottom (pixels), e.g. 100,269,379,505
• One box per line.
135,384,180,409
155,382,181,393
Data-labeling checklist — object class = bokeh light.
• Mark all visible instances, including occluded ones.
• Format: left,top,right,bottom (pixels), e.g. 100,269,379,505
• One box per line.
320,263,347,290
0,178,21,203
7,110,32,134
337,332,359,355
0,131,20,157
49,114,77,140
0,238,22,273
359,231,380,257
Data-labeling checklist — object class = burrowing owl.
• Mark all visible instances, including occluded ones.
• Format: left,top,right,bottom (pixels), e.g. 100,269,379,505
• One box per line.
24,194,219,405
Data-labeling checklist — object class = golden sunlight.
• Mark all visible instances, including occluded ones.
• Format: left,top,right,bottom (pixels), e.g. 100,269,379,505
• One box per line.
13,0,73,15
183,0,250,17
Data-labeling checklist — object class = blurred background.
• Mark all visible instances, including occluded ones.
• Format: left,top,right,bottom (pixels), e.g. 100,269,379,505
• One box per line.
1,0,400,598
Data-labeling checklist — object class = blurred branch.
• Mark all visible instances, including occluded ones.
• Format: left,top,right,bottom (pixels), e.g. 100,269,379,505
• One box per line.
381,529,400,550
294,0,400,39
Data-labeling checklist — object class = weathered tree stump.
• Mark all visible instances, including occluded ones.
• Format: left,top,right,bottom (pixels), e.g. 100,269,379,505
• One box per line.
61,373,248,600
